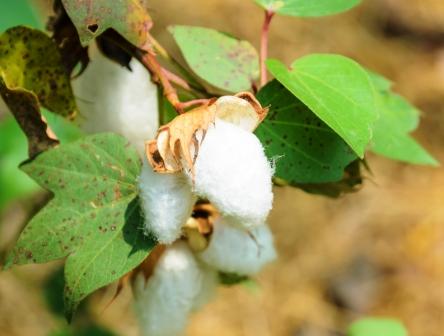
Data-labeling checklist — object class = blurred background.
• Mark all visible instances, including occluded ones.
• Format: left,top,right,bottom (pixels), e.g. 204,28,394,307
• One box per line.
1,0,444,335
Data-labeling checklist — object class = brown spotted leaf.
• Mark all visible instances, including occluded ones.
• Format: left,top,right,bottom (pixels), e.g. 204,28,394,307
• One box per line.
147,93,266,173
4,133,155,321
0,26,77,156
169,25,259,92
61,0,152,48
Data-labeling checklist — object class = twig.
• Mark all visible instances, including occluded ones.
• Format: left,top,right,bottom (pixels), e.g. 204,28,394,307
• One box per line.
178,99,210,110
259,10,275,87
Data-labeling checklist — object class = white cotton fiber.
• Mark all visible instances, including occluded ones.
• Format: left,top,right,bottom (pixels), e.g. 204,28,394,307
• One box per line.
197,217,277,275
133,242,204,336
191,266,218,311
139,160,196,243
186,119,273,228
72,43,159,156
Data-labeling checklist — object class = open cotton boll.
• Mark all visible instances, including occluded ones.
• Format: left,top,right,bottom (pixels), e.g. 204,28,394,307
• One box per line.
186,119,273,228
197,217,277,275
72,43,159,155
191,266,218,311
139,160,196,243
133,242,204,336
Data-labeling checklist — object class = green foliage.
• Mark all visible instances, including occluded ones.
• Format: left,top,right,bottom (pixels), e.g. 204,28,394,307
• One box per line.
0,0,41,32
5,134,155,320
0,117,40,211
369,72,438,165
219,272,250,286
267,55,377,158
347,317,408,336
61,0,152,48
256,80,356,184
254,0,361,17
296,159,363,197
169,25,259,93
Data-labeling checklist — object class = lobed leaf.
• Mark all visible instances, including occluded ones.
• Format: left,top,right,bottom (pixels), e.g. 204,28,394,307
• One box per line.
256,80,356,183
369,72,438,166
254,0,361,17
169,25,259,93
61,0,152,48
5,133,155,320
267,55,378,158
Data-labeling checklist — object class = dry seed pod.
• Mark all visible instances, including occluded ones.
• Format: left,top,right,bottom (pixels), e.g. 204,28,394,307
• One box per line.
146,92,267,174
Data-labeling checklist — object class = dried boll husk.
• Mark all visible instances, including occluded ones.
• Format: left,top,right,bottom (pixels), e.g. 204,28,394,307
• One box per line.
146,92,266,174
73,43,159,156
197,217,277,276
139,159,196,244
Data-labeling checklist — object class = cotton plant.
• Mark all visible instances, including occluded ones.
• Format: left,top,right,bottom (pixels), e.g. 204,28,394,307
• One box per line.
1,0,437,335
135,93,277,335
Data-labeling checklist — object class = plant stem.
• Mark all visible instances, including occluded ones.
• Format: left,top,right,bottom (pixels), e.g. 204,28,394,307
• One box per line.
259,10,275,87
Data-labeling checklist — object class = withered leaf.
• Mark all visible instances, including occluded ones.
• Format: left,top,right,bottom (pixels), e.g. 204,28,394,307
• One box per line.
0,26,77,156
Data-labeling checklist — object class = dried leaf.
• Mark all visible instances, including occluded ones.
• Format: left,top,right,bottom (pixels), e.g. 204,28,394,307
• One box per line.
146,93,266,174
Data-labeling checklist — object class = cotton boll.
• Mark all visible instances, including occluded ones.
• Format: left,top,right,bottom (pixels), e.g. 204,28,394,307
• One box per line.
139,159,196,243
197,217,277,275
72,43,159,155
186,119,273,228
191,266,218,311
133,242,204,336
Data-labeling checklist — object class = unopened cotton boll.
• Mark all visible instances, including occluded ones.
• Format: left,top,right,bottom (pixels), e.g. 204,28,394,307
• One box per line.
186,119,273,228
133,242,204,336
139,160,196,243
72,43,159,155
197,217,277,275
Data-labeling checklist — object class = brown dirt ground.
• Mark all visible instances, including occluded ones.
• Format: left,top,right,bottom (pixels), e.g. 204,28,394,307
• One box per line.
1,0,444,335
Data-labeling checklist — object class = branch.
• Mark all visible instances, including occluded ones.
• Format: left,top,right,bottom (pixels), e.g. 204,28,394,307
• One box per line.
259,10,275,87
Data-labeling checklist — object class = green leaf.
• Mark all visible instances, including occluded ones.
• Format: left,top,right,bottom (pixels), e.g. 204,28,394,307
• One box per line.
61,0,152,48
267,55,378,157
296,159,363,197
368,72,438,165
5,133,155,320
255,0,361,17
256,80,356,183
0,0,42,32
0,117,40,212
347,317,408,336
169,25,259,93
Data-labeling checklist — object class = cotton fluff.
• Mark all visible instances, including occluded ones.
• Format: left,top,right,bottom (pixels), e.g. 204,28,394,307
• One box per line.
139,159,196,243
197,217,277,275
185,119,273,228
133,242,204,336
72,43,159,155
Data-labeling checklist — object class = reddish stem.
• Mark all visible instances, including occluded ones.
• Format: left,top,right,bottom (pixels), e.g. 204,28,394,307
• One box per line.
178,99,210,110
259,10,275,87
161,67,190,91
